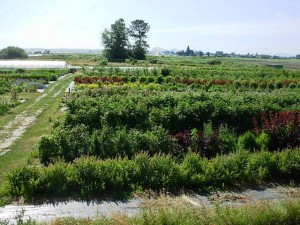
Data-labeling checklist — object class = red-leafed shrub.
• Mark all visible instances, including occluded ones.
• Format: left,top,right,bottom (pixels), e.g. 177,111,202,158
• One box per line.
174,130,190,152
253,111,300,150
173,124,236,158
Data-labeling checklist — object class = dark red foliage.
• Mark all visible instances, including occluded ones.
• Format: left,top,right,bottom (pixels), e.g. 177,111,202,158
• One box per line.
167,78,232,86
173,130,220,158
253,111,300,150
211,80,233,85
196,130,220,158
174,130,190,151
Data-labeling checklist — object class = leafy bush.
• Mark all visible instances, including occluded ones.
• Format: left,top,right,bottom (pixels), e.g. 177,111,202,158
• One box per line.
256,132,270,150
207,59,221,65
0,102,9,115
237,131,258,151
161,67,171,76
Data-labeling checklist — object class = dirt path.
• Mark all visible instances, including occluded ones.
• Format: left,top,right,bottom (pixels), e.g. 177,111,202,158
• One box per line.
0,186,299,223
0,75,71,156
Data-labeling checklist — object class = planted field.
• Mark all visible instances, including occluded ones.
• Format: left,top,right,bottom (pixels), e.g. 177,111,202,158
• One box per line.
6,61,300,202
0,69,68,116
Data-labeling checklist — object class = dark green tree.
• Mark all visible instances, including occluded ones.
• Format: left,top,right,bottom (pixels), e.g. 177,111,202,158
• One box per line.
176,50,185,56
101,18,129,62
0,46,28,59
185,46,195,56
129,20,150,60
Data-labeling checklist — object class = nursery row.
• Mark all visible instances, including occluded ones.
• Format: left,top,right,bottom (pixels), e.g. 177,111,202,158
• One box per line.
64,89,300,133
39,110,300,164
0,69,68,82
83,66,300,80
9,149,300,200
35,83,300,163
74,75,300,90
0,69,69,96
0,69,69,116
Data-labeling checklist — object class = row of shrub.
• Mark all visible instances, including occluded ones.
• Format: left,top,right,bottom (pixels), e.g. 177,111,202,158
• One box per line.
0,69,68,82
64,90,300,133
74,75,300,89
74,76,300,89
9,149,300,200
84,65,300,80
39,110,300,164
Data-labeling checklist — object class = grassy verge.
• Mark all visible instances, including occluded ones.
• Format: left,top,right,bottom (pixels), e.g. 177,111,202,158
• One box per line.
0,74,75,202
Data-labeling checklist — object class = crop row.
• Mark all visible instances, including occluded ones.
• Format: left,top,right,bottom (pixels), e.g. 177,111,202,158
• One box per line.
64,90,300,133
83,66,300,80
9,149,300,200
39,110,300,164
74,75,300,90
0,69,68,82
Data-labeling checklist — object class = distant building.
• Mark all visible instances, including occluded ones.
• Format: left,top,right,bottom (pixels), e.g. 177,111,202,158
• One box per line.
297,55,300,59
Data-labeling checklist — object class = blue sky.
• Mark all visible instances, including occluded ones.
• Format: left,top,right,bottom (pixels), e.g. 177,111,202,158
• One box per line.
1,0,300,55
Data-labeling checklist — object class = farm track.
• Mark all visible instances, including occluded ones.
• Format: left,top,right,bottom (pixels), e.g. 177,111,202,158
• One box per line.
0,186,299,223
0,75,71,156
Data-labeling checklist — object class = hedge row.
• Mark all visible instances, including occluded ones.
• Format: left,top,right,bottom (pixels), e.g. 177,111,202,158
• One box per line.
9,149,300,200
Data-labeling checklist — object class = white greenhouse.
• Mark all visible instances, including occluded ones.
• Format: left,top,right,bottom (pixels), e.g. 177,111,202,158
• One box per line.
0,60,67,69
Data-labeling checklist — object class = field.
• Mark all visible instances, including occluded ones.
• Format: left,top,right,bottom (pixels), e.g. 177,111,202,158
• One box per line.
0,68,68,116
1,55,300,223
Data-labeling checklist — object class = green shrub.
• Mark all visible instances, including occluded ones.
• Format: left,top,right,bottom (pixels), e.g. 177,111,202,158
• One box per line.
147,76,155,83
57,124,92,162
249,81,258,89
207,59,221,65
233,80,242,88
267,82,275,90
161,67,171,76
0,103,9,116
256,132,270,150
289,83,296,89
139,76,147,83
275,80,283,89
129,76,137,82
237,131,258,151
39,135,60,164
218,124,237,154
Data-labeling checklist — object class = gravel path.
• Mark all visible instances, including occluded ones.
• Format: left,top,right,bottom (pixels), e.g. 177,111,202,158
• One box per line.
0,186,299,224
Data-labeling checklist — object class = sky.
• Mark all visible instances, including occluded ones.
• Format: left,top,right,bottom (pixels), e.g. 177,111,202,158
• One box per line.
1,0,300,55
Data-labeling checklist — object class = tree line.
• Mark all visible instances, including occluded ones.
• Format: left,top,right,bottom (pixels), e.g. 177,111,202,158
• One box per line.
0,46,28,59
101,18,150,62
